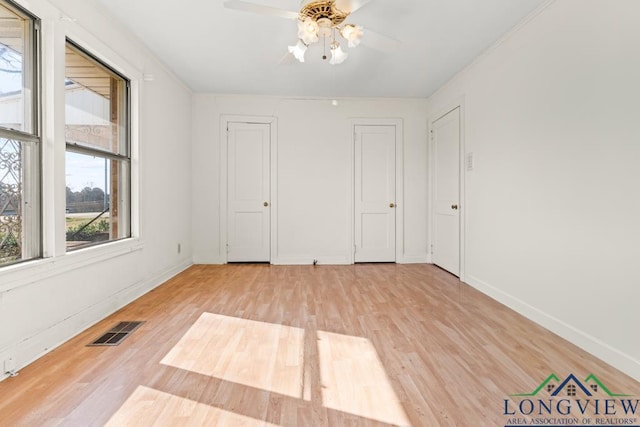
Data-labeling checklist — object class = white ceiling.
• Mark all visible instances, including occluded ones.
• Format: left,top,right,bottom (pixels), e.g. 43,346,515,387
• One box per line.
93,0,544,98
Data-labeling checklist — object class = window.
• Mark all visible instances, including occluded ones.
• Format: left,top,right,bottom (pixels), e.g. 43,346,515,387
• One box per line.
0,0,40,267
65,40,130,251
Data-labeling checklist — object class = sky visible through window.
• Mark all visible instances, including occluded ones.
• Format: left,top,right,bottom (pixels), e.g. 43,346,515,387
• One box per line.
66,151,110,193
0,46,21,94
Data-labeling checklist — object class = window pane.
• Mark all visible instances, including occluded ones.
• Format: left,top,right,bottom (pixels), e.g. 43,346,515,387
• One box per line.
65,151,130,250
65,44,127,156
0,2,33,133
65,39,130,252
1,136,39,265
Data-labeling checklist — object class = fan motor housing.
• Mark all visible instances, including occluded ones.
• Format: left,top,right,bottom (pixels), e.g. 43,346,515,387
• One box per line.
299,0,349,25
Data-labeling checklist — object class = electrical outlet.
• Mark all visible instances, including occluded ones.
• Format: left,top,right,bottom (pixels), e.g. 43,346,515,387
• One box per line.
4,356,16,374
177,243,181,254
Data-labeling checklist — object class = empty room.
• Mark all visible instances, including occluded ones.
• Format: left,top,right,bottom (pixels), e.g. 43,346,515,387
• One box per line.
0,0,638,425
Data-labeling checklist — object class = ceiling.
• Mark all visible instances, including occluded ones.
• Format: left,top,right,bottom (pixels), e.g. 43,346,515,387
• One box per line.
93,0,545,98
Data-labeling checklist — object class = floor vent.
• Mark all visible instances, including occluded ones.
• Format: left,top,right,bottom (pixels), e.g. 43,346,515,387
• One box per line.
88,321,144,346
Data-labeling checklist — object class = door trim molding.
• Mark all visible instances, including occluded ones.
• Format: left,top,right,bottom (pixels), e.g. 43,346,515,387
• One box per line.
349,118,404,264
428,100,466,280
219,115,278,264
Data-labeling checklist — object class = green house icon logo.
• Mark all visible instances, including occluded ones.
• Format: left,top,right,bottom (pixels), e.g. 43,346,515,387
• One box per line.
511,373,631,397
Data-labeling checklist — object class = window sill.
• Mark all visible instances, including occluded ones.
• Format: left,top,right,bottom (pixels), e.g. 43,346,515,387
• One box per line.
0,238,144,293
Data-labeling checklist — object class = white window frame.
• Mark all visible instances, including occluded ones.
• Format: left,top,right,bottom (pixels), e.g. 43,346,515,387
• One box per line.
63,38,132,252
0,0,41,267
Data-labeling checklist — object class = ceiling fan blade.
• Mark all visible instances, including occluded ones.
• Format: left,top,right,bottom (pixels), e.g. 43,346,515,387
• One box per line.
361,27,402,53
224,0,299,20
278,51,297,66
334,0,373,14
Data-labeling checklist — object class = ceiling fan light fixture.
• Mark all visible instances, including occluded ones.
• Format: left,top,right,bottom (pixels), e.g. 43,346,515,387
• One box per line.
288,39,308,62
340,24,362,48
329,41,348,65
298,17,319,45
286,0,366,65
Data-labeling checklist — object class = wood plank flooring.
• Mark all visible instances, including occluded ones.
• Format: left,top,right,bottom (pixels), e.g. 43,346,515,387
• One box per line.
0,264,638,426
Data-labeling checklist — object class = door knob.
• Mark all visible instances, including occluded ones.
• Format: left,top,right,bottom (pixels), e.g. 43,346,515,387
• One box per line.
264,202,269,207
389,203,396,208
451,204,458,210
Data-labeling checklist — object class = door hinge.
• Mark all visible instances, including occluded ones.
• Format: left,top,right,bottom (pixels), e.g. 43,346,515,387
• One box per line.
226,243,230,254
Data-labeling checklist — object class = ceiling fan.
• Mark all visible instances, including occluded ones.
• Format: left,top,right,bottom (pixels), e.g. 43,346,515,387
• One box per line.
224,0,400,65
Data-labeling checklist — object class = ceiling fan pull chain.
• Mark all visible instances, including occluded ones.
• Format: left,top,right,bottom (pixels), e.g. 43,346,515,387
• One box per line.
322,35,327,60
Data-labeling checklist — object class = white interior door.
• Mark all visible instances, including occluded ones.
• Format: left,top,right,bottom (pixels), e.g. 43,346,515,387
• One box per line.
354,125,396,262
432,107,460,275
227,122,270,262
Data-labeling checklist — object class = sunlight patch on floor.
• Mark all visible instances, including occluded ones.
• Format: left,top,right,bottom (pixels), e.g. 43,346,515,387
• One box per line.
317,331,411,426
161,313,305,399
105,385,279,426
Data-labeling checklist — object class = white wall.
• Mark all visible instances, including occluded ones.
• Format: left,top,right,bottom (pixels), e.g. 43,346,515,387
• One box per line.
192,95,428,265
427,0,640,380
0,0,192,380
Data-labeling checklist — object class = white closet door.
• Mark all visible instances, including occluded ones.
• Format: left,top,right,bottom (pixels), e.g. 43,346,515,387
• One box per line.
354,125,396,262
227,122,270,262
432,108,460,275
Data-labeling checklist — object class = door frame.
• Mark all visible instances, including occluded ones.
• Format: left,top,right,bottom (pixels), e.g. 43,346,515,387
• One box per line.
349,118,404,264
428,100,466,280
219,115,278,264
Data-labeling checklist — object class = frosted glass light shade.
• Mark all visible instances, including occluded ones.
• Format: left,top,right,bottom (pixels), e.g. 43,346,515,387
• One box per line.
340,24,363,48
288,40,307,63
329,42,348,65
298,18,319,45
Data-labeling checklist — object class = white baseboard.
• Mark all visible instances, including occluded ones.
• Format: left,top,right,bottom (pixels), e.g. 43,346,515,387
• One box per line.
271,255,351,265
465,274,640,382
0,260,192,383
192,256,225,265
273,253,429,265
398,254,429,264
194,256,353,265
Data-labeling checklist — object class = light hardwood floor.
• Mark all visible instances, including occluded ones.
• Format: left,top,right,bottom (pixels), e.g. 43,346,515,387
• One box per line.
0,264,638,426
